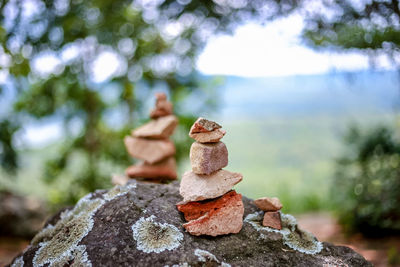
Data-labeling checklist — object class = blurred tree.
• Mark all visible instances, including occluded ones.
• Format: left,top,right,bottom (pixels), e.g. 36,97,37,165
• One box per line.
296,1,400,233
301,0,400,66
0,0,298,206
334,126,400,235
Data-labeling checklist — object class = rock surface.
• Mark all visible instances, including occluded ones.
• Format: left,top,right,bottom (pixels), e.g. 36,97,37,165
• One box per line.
9,181,371,267
254,197,283,212
124,136,175,164
190,141,228,175
179,170,243,203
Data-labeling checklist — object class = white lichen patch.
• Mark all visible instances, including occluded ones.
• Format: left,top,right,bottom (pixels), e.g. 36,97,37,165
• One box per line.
11,256,24,267
32,193,105,267
103,183,136,201
194,249,231,267
164,263,190,267
244,211,323,255
131,215,183,253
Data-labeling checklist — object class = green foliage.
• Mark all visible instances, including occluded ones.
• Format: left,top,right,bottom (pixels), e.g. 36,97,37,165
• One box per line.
333,125,400,235
301,0,400,63
0,119,19,173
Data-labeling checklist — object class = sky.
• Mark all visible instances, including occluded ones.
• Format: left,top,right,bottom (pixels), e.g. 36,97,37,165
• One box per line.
197,14,391,77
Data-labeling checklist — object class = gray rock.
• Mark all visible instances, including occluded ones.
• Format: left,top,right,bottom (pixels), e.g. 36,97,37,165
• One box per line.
9,181,371,267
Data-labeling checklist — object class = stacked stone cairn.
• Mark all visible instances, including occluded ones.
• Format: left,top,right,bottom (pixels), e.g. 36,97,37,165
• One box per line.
254,196,283,229
176,117,244,236
122,93,178,182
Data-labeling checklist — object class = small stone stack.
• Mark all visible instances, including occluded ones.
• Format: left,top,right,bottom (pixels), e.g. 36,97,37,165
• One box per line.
123,93,178,181
177,118,244,236
254,197,283,230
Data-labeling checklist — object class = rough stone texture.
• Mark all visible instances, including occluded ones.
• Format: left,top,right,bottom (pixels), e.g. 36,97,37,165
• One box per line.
125,157,177,180
189,128,226,143
177,191,244,236
132,115,178,139
254,197,283,212
179,170,243,203
124,136,175,164
190,141,228,175
189,117,222,134
8,181,371,267
263,211,282,230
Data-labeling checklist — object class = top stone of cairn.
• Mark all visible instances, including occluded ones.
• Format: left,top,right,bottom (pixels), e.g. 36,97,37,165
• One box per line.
189,118,225,143
189,117,222,134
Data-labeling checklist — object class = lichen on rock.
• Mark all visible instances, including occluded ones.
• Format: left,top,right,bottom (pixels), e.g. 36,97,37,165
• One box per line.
31,192,105,267
194,249,231,266
131,215,183,253
11,256,24,267
244,211,323,255
103,183,136,201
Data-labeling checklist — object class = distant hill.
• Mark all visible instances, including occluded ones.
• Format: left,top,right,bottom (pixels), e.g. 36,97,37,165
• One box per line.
218,71,399,119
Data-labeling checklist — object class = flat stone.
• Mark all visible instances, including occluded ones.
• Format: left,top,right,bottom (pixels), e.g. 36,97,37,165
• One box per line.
262,211,282,230
177,191,244,236
124,136,175,164
254,197,283,211
189,117,221,134
125,157,177,180
190,142,228,175
132,115,178,139
179,169,243,203
189,129,226,143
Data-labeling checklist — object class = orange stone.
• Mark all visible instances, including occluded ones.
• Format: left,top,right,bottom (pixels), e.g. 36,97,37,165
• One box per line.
262,211,282,230
254,197,283,212
189,117,222,134
124,136,175,164
176,191,244,236
125,157,177,180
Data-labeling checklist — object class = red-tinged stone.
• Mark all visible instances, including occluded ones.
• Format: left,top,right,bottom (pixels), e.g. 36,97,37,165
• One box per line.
125,157,177,180
124,136,175,164
132,115,178,139
254,197,283,212
176,190,238,221
189,117,222,134
262,211,282,230
189,129,226,143
190,141,228,175
179,170,243,203
178,191,244,236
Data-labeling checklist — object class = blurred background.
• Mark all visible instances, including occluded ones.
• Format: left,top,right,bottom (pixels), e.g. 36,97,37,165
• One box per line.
1,0,400,266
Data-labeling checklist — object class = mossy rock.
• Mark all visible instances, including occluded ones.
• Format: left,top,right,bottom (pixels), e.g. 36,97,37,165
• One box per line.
9,181,371,267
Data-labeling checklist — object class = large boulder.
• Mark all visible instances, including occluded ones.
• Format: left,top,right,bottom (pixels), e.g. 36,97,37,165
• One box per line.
9,181,371,267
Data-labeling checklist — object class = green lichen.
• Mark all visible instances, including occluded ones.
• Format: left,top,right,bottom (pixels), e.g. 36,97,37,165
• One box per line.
244,211,323,255
194,249,231,267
